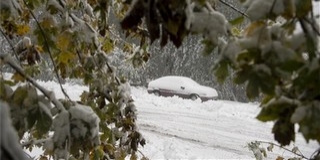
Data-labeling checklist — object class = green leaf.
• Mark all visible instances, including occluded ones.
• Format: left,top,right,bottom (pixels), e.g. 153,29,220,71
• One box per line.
298,104,320,142
34,106,53,138
229,16,244,26
295,0,312,18
213,59,229,83
11,72,26,83
246,78,259,99
12,85,29,106
233,69,251,84
0,82,13,100
202,40,217,56
91,146,104,160
257,99,295,122
27,107,38,129
257,106,282,122
272,118,295,145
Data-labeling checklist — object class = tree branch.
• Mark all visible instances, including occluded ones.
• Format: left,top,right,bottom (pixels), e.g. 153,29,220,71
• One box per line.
302,17,320,36
0,53,66,112
0,27,21,65
22,0,71,101
218,0,249,18
299,18,318,59
256,141,308,159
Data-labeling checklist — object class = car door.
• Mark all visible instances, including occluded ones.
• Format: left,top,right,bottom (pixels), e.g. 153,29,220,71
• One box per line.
174,79,191,98
158,77,180,97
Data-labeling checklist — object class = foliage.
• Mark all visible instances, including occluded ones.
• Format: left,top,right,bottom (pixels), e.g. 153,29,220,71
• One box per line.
120,0,320,146
247,141,308,160
0,0,146,159
0,0,320,159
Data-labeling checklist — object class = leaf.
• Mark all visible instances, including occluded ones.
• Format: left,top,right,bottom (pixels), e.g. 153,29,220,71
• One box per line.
276,156,284,160
246,78,259,99
295,0,312,18
256,101,293,122
16,24,30,36
0,82,13,100
272,118,295,146
57,51,75,64
34,106,53,138
213,59,229,83
160,26,169,47
27,107,38,129
39,155,48,160
201,40,217,56
130,152,137,160
229,16,244,26
243,21,265,37
298,104,320,142
56,32,73,51
292,146,299,153
11,72,26,83
233,69,250,84
90,146,104,160
120,0,145,30
102,38,114,53
12,85,29,106
290,106,307,123
145,0,160,43
267,143,273,152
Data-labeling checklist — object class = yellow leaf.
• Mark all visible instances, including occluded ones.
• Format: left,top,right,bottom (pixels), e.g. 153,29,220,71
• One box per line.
243,21,266,37
123,43,133,53
276,156,284,160
58,51,75,64
34,45,44,53
57,33,72,51
11,72,25,82
102,38,114,53
40,17,56,29
16,25,30,36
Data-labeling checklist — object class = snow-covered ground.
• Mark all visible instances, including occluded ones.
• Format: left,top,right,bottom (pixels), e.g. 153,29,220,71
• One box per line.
23,80,318,159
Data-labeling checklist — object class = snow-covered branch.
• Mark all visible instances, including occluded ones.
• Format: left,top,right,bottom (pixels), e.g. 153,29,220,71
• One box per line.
21,138,51,147
0,53,66,112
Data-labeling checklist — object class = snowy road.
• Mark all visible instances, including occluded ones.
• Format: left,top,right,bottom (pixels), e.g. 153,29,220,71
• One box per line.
132,87,318,159
26,81,318,159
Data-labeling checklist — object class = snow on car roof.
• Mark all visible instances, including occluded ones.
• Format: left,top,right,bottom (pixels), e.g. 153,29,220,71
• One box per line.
157,76,199,84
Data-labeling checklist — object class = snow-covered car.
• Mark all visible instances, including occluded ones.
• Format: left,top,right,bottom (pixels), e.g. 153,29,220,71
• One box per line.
147,76,218,101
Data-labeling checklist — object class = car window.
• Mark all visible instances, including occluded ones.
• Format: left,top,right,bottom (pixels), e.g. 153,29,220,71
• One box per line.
183,78,199,86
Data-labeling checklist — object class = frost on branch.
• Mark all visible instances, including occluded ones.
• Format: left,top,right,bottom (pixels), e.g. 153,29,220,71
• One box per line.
50,104,100,159
0,101,31,160
185,0,229,46
69,103,100,145
244,0,285,21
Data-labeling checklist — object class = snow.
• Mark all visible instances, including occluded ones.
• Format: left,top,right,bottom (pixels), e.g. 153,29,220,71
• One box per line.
148,76,218,97
24,81,318,159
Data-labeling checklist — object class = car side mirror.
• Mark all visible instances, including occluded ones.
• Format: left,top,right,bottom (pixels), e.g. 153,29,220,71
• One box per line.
181,86,185,90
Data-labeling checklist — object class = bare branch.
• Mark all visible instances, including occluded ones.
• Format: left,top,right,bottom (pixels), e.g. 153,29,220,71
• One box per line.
302,17,320,36
218,0,249,18
256,141,308,159
0,27,21,65
22,0,71,101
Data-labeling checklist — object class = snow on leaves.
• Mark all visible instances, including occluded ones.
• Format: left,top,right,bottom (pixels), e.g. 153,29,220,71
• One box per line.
50,104,100,159
1,0,146,159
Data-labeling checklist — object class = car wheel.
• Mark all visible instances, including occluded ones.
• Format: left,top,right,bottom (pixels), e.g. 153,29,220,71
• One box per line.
190,94,198,101
153,91,160,96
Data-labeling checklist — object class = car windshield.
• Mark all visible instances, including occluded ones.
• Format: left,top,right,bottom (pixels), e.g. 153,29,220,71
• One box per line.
182,78,199,86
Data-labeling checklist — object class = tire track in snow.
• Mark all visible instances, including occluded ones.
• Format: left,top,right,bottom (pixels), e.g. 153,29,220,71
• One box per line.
139,123,250,156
